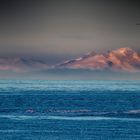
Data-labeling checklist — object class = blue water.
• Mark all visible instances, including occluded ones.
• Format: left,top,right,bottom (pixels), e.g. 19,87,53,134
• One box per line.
0,80,140,140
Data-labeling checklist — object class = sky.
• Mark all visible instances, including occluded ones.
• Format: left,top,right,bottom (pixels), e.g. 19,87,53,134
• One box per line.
0,0,140,64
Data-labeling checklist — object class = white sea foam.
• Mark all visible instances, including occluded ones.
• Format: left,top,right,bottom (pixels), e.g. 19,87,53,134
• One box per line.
1,115,140,122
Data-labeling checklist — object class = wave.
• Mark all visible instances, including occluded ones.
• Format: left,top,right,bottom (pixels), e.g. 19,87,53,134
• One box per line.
25,109,140,116
2,109,140,117
1,114,140,122
125,109,140,114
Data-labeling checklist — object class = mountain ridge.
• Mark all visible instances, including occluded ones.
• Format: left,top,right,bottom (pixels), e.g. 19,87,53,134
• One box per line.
0,47,140,73
0,57,48,72
56,47,140,72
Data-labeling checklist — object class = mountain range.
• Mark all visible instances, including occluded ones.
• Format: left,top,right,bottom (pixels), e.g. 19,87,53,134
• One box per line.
0,57,48,72
56,48,140,72
0,47,140,73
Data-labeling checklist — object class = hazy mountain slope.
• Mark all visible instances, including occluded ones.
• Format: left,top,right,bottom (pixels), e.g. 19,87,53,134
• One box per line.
0,57,48,72
56,48,140,72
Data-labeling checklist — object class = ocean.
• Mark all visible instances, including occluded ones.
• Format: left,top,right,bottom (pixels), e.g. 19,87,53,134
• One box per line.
0,80,140,140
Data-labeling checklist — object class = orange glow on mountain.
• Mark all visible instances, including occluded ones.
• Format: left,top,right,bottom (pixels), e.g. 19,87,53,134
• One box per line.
57,47,140,72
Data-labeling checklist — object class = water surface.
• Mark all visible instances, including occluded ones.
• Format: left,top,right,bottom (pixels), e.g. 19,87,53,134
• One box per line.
0,80,140,140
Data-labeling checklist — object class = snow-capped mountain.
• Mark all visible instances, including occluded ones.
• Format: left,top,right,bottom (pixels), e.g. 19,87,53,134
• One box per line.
56,48,140,72
0,57,48,72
